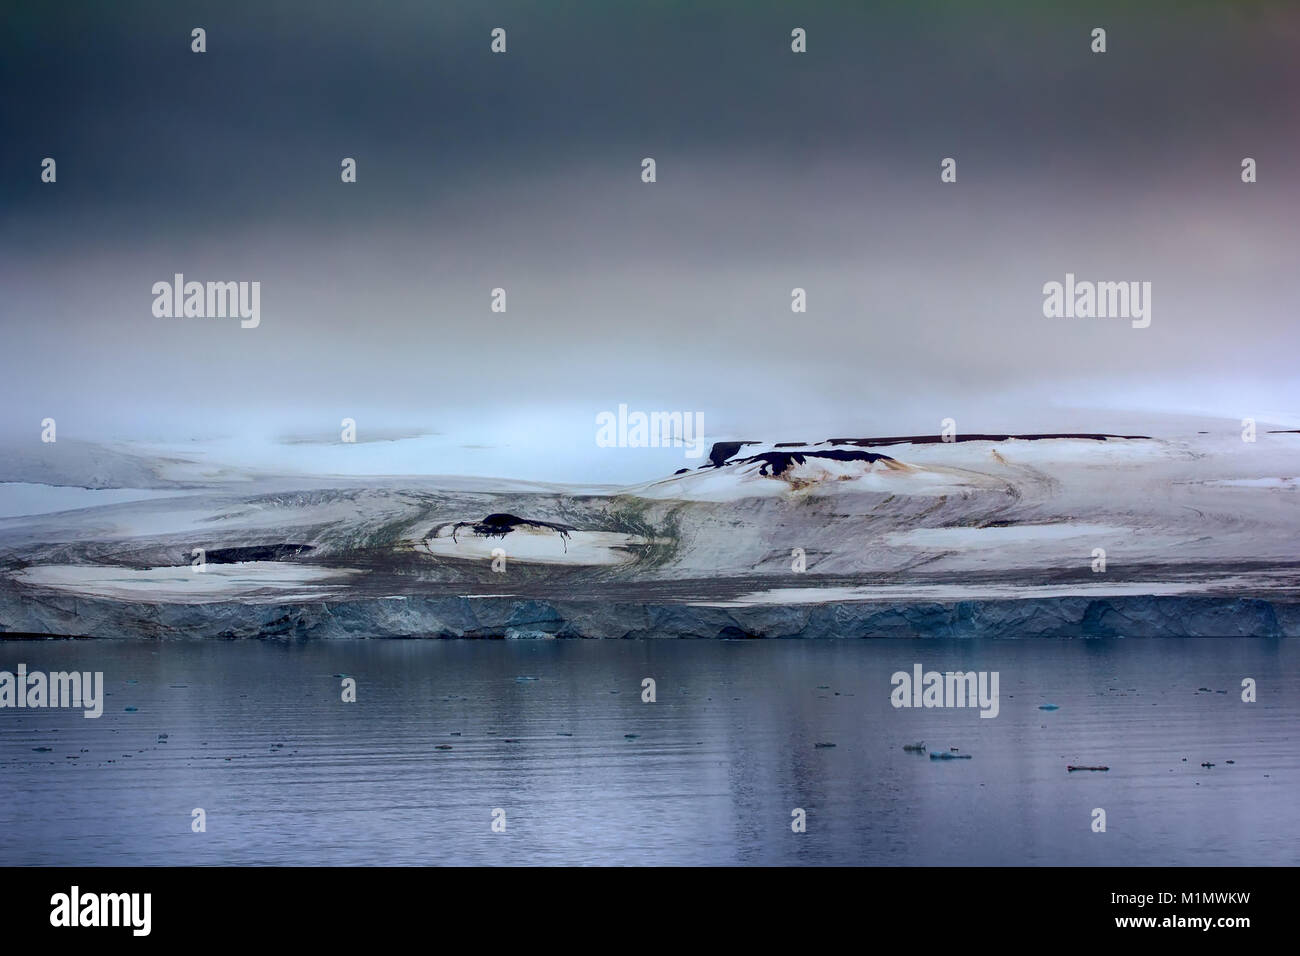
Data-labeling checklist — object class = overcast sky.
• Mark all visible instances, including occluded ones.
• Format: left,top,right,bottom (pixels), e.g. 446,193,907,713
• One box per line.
2,1,1298,480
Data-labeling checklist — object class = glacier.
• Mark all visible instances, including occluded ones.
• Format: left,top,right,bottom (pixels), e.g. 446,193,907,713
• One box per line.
1,428,1297,639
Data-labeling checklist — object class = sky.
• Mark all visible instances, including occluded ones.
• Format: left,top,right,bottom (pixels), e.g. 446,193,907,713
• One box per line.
2,0,1298,481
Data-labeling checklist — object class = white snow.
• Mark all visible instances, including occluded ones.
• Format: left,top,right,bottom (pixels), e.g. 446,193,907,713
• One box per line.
633,454,993,501
3,425,1298,602
694,576,1293,607
0,483,190,519
883,523,1125,549
1201,477,1297,489
15,562,362,603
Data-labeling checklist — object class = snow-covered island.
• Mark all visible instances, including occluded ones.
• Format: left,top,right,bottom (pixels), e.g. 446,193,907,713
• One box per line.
2,426,1297,638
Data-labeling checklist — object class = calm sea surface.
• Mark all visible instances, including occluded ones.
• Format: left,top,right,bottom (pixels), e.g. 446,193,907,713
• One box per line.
1,638,1296,866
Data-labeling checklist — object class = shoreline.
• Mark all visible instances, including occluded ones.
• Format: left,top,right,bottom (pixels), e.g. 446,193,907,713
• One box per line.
4,590,1298,640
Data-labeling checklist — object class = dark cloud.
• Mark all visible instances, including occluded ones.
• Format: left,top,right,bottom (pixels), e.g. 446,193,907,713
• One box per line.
1,0,1297,464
